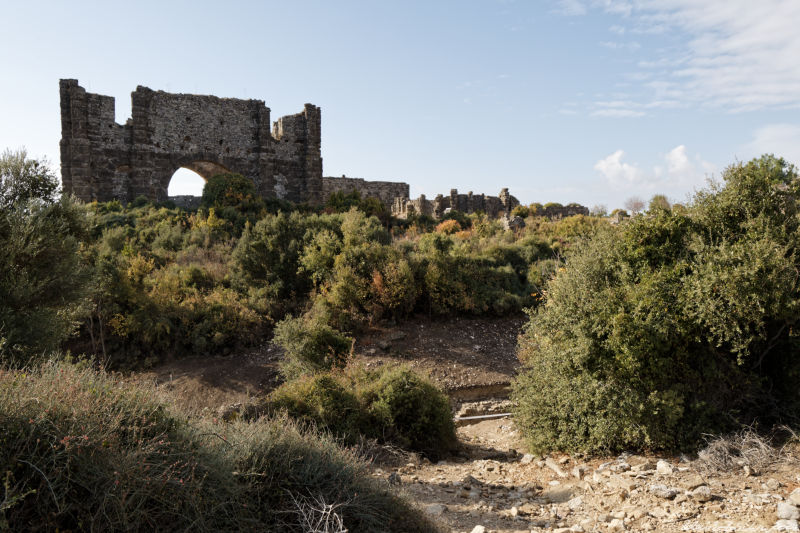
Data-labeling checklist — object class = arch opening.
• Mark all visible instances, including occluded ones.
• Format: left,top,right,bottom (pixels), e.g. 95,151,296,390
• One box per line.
168,168,206,198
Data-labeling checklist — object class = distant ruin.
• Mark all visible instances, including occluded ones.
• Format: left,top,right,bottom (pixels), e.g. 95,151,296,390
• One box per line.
392,188,519,219
59,80,585,220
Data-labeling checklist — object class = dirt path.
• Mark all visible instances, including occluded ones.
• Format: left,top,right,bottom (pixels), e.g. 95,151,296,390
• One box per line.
374,418,800,532
129,315,800,532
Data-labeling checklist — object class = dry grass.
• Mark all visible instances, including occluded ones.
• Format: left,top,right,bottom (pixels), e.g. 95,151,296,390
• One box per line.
0,359,437,532
696,426,798,474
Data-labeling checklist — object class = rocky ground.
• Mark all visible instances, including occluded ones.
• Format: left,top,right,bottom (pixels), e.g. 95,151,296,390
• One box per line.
374,417,800,533
131,315,800,532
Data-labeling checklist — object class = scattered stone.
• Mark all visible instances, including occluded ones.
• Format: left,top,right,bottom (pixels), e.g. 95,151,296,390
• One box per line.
775,519,800,532
607,518,626,531
691,485,713,502
572,465,586,479
520,453,536,465
656,460,674,475
789,488,800,507
768,478,783,491
470,526,486,533
778,502,800,520
610,462,631,473
545,457,568,478
649,484,678,499
424,503,446,516
631,461,656,472
567,496,584,511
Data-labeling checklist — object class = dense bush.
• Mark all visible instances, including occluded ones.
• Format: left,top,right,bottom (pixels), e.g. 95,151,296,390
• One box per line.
0,198,91,364
513,155,800,454
0,152,91,365
273,315,353,379
269,364,457,459
0,361,434,532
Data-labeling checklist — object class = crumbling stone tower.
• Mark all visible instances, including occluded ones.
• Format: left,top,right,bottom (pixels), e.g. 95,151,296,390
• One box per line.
59,79,323,204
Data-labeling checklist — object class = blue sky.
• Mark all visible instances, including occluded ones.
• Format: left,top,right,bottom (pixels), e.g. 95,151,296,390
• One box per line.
2,0,800,210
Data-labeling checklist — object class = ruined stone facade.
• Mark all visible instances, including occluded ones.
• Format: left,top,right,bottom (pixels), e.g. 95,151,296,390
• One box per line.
321,175,409,208
60,79,324,204
540,203,590,219
59,80,532,218
392,188,519,219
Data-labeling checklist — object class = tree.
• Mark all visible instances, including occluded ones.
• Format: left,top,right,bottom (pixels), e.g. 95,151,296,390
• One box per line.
0,152,89,363
648,194,671,212
624,195,645,215
590,204,608,217
0,148,59,208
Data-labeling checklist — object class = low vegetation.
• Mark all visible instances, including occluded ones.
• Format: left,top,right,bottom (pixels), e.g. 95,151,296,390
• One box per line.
268,365,458,460
513,155,800,454
0,360,435,531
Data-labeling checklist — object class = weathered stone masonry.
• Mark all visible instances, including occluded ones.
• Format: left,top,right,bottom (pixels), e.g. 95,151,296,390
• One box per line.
60,79,324,204
59,80,550,220
321,175,409,208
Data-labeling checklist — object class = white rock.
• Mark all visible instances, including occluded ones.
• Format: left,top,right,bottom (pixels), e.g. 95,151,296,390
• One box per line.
567,496,584,510
610,462,631,473
656,460,673,475
649,484,678,499
520,453,536,464
424,503,446,516
546,457,568,477
607,518,626,531
692,485,713,502
470,526,486,533
789,488,800,507
775,519,800,532
778,502,800,520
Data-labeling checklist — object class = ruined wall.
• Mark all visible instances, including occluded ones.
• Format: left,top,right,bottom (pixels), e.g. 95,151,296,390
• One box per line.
541,203,590,219
392,188,519,219
321,175,409,208
60,79,323,204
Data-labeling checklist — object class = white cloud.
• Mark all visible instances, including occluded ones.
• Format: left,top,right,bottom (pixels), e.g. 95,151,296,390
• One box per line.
595,145,714,193
599,40,641,50
744,124,800,165
564,0,800,112
594,150,644,185
591,108,646,117
554,0,587,16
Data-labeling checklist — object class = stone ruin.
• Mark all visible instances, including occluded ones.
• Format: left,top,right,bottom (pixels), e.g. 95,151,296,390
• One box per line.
60,79,395,205
392,188,520,219
59,80,584,221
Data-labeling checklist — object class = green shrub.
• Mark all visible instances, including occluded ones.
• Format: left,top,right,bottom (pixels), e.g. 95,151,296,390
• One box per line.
0,197,90,364
512,155,800,454
357,366,457,459
0,360,434,532
273,315,353,379
269,365,457,459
